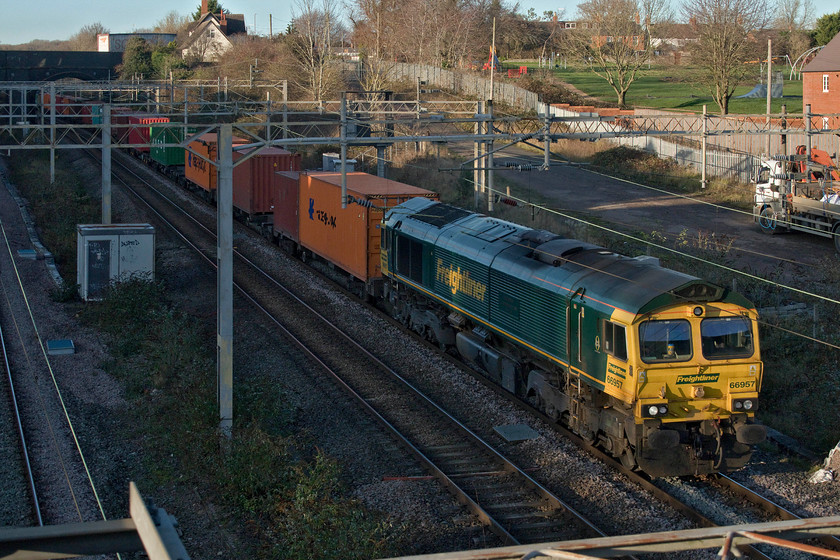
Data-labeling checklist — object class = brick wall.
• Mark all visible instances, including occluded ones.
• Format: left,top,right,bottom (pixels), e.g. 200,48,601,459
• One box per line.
803,71,840,129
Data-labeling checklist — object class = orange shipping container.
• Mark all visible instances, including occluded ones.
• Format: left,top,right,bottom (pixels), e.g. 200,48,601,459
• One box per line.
184,133,247,193
298,172,438,282
232,148,301,215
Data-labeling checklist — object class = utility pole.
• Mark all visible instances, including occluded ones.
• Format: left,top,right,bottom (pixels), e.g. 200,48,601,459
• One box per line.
701,105,707,190
218,124,233,438
766,39,772,156
49,83,55,184
102,105,112,224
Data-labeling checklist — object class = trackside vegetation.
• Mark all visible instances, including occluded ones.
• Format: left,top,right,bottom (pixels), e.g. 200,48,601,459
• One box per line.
6,151,396,559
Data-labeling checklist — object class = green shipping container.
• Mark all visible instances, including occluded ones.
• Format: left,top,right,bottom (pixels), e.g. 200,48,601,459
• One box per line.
150,126,196,167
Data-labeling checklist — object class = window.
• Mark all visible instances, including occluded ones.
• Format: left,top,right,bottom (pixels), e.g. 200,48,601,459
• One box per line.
640,320,691,363
602,320,627,361
396,235,423,283
823,117,829,130
701,317,754,359
824,74,829,93
565,22,576,28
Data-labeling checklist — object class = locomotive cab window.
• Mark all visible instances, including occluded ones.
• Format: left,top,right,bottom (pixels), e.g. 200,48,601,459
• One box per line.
640,319,692,363
701,317,753,359
395,234,424,283
602,320,627,361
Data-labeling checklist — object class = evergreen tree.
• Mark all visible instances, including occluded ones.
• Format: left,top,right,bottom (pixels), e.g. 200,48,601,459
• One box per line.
193,0,226,20
814,11,840,46
119,37,153,79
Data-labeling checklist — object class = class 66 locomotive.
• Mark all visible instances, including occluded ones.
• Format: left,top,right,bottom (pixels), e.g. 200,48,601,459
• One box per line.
381,198,766,478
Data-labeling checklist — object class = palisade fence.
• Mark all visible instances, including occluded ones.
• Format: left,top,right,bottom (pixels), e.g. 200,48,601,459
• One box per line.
388,62,840,183
390,63,541,113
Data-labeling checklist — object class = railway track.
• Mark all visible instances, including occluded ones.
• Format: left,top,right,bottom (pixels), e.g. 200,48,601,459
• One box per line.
93,146,838,557
96,148,617,546
0,214,110,529
0,263,41,526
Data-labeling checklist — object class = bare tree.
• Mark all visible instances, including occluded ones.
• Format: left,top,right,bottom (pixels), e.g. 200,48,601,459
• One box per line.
350,0,486,67
349,0,398,97
288,0,346,101
567,0,664,108
154,11,191,34
774,0,815,58
68,22,108,51
539,10,566,64
683,0,769,114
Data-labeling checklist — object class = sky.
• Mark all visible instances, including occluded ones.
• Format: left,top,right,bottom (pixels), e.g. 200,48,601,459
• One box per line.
4,0,572,45
1,0,837,46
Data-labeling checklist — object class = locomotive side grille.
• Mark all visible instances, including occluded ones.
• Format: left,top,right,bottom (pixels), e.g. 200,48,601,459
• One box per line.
490,269,568,362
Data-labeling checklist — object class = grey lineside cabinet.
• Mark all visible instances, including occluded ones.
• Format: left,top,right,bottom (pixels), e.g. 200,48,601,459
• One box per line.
76,224,155,301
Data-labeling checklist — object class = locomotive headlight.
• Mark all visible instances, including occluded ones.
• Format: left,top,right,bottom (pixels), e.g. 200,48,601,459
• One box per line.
731,398,757,412
645,404,668,417
693,306,704,317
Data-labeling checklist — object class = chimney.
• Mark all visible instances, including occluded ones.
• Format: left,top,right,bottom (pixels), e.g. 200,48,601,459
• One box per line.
201,0,208,15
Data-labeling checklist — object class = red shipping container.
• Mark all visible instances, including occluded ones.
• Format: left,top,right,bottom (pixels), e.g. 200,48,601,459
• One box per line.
273,171,301,245
126,114,170,152
109,108,135,144
232,147,301,216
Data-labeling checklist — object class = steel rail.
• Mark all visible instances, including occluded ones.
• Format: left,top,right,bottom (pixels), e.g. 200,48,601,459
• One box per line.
92,147,612,547
0,227,42,525
450,356,779,560
717,474,840,551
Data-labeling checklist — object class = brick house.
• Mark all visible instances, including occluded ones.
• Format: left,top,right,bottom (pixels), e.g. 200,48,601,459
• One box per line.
802,32,840,130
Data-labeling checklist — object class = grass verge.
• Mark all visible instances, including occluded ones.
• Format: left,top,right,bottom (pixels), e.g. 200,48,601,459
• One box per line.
5,151,398,559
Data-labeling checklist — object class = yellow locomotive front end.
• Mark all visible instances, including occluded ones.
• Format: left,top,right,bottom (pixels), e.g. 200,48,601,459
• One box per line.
626,302,766,477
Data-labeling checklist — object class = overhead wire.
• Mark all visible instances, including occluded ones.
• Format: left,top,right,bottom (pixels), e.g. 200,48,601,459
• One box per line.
399,199,840,351
421,152,839,346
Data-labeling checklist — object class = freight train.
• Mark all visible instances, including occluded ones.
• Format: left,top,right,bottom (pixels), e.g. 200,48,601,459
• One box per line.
379,198,766,477
41,96,765,477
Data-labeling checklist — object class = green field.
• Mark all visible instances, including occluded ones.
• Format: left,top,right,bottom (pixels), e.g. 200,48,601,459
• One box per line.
528,63,803,114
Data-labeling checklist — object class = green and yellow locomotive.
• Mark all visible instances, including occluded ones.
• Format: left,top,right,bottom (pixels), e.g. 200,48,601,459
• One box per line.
381,198,766,477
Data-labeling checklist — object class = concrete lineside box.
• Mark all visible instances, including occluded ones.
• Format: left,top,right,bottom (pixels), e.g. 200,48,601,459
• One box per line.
77,224,155,301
